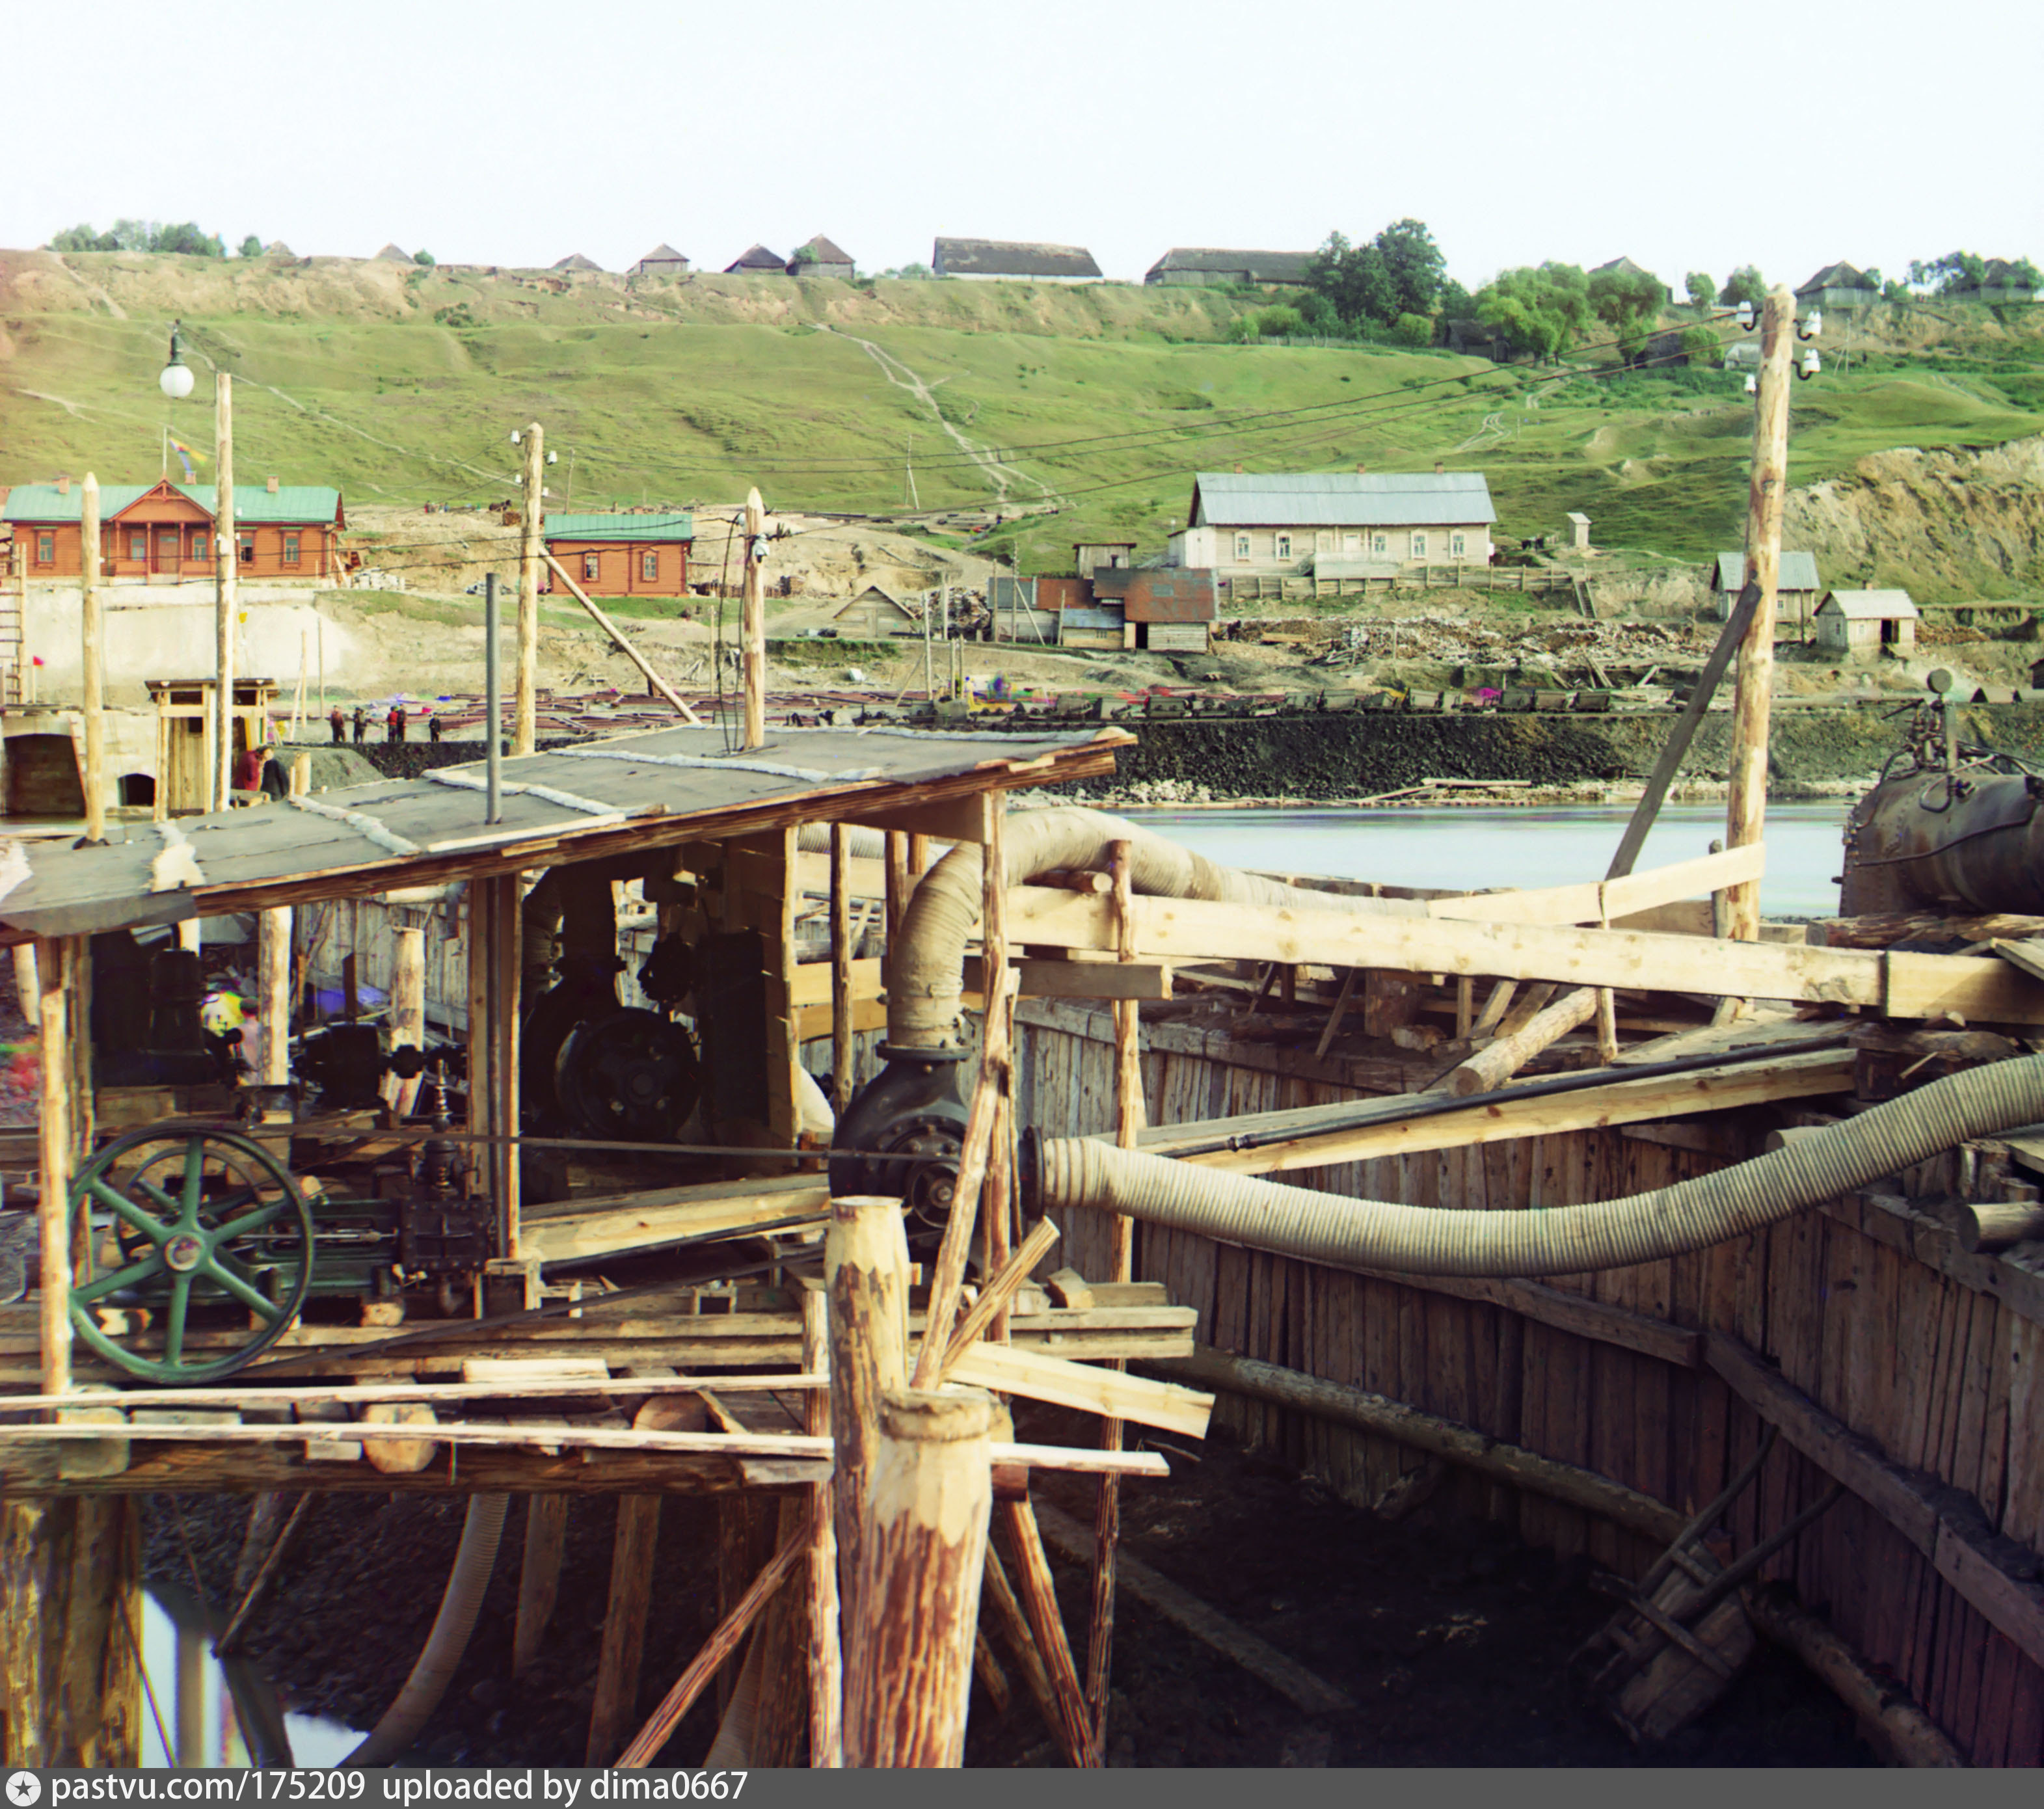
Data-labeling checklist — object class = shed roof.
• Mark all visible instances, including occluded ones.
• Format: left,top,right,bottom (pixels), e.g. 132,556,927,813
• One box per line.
933,237,1101,278
831,583,915,619
1591,256,1652,278
3,482,344,526
1190,471,1496,529
0,724,1129,941
725,244,786,271
1797,261,1874,295
553,252,603,272
1144,247,1315,283
543,512,693,543
634,244,690,269
1713,551,1820,592
373,243,412,263
1818,588,1918,619
791,235,853,267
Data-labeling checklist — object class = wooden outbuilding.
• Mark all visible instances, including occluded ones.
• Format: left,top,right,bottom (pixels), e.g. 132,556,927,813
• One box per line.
1142,248,1314,288
1711,550,1820,624
541,511,694,598
788,235,855,280
725,244,787,275
1093,568,1218,653
1796,262,1879,312
1816,587,1918,658
1072,542,1135,579
631,244,691,277
145,677,280,814
553,253,604,273
932,238,1101,281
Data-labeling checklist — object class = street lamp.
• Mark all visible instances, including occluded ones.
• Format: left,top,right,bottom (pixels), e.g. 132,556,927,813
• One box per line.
159,320,195,399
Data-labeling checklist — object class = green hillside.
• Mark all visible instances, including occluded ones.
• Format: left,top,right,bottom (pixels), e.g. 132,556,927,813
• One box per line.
5,251,2043,584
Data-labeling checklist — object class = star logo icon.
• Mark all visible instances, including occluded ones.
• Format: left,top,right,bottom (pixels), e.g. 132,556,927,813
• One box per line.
7,1773,42,1806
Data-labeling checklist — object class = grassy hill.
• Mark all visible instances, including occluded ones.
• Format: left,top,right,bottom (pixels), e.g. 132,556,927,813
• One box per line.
5,250,2043,591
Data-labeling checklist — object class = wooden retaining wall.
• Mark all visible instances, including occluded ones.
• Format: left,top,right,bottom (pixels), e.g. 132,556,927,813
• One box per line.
1014,998,2044,1765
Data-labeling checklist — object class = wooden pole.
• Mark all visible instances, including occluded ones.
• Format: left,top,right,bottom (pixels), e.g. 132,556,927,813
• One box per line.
491,875,522,1255
909,796,1007,1390
36,937,72,1400
1725,287,1796,941
802,1289,843,1767
843,1389,995,1768
14,945,37,1028
214,375,235,814
1085,837,1142,1758
742,487,766,749
464,883,491,1204
829,825,854,1118
257,908,292,1088
512,1497,569,1676
288,753,310,797
80,474,104,842
175,1622,206,1765
585,1495,663,1764
1427,985,1599,1096
980,1544,1075,1762
516,424,542,757
998,1498,1097,1767
883,832,911,987
826,1194,911,1623
541,553,701,723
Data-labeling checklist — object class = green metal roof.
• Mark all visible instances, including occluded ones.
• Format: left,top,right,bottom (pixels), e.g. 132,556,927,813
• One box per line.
3,482,342,525
543,512,693,542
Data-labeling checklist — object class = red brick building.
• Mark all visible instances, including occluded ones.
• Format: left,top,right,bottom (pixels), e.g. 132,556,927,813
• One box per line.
3,479,346,581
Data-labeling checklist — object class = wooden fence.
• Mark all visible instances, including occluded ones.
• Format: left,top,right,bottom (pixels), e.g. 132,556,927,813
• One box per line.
1013,997,2044,1765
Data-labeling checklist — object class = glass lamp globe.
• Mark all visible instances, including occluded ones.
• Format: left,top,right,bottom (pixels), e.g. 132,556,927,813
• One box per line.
159,360,195,400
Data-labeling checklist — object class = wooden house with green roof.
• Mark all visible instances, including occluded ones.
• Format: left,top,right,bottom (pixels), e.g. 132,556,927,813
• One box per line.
3,477,345,583
541,511,695,596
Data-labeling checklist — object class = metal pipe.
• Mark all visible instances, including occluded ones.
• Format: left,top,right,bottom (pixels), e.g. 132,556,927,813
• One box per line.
485,572,502,825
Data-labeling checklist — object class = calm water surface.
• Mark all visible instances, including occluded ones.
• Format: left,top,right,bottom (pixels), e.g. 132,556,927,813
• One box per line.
1120,803,1851,919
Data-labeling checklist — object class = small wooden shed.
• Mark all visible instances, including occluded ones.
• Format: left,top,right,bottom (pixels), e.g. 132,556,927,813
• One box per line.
1816,588,1917,658
147,678,279,814
1712,550,1822,624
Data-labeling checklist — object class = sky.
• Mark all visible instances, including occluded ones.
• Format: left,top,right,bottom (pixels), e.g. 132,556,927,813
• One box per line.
5,0,2038,291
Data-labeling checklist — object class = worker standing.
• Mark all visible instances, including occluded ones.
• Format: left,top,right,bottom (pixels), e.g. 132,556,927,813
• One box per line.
428,712,444,745
329,704,345,744
389,702,409,743
351,705,366,744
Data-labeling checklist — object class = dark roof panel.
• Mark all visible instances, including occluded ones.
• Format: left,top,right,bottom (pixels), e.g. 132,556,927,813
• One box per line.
933,237,1101,278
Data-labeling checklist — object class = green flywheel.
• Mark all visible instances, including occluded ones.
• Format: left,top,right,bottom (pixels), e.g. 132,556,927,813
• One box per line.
67,1125,318,1384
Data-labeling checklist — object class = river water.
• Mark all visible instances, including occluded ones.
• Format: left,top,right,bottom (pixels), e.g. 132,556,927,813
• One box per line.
1120,802,1852,920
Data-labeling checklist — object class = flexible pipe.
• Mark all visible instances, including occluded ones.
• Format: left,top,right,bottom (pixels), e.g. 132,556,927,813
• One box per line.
1035,1054,2044,1276
342,1492,511,1767
887,806,1422,1048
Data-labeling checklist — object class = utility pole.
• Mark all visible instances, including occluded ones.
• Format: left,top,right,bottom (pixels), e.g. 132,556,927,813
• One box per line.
485,572,503,824
1725,286,1795,940
517,422,543,756
905,435,919,511
742,487,766,749
81,474,104,843
924,589,935,702
214,374,236,812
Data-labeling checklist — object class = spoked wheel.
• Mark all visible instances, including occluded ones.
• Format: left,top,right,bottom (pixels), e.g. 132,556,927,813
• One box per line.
67,1125,317,1384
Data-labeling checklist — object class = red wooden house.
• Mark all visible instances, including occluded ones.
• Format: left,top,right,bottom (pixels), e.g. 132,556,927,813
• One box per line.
3,479,346,582
541,512,693,597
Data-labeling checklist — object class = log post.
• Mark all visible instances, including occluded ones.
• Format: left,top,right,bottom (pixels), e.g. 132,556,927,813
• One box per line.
843,1389,996,1768
830,824,854,1118
257,908,293,1089
826,1195,911,1622
80,474,104,843
213,375,235,813
1725,286,1796,941
512,1496,569,1676
1430,985,1599,1097
516,423,542,757
0,1497,144,1765
12,945,37,1028
980,1544,1073,1762
742,487,766,749
998,1498,1096,1766
36,937,74,1399
289,751,310,797
585,1495,663,1765
910,796,1008,1388
175,1620,206,1765
464,881,491,1203
883,831,911,988
388,925,425,1116
802,1289,844,1767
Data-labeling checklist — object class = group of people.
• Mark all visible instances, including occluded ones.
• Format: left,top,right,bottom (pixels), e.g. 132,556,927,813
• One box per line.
328,703,445,745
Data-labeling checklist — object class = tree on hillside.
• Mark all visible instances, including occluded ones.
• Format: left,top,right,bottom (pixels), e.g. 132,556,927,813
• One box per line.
1475,263,1592,362
1681,325,1719,368
50,223,119,252
413,248,436,267
1438,278,1475,322
1685,271,1714,308
1308,232,1393,326
1375,219,1446,317
239,234,263,258
1719,265,1765,306
1589,262,1667,361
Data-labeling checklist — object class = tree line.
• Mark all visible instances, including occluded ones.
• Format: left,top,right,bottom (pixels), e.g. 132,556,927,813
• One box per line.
47,221,437,265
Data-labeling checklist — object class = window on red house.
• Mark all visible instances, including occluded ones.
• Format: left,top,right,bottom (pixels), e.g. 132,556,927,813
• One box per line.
284,533,301,565
36,533,55,565
641,550,658,582
129,531,147,562
193,533,209,560
584,552,600,582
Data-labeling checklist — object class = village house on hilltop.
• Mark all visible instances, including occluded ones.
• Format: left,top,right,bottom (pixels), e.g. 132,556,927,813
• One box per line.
932,237,1101,280
724,244,786,274
788,235,854,278
1796,263,1878,311
1168,469,1496,582
632,244,690,276
1144,248,1315,288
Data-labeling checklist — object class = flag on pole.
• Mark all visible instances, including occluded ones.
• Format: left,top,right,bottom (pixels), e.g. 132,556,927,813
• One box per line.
167,436,200,481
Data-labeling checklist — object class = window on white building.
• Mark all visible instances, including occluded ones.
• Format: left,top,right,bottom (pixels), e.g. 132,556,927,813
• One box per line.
1371,533,1387,557
1235,533,1252,560
1412,531,1429,559
1451,531,1466,559
1275,533,1293,560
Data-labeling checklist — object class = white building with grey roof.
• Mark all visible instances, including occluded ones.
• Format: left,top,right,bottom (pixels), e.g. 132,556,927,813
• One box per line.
1167,470,1497,578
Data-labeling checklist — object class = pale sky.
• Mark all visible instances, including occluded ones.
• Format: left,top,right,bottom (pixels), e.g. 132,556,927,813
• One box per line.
7,0,2037,291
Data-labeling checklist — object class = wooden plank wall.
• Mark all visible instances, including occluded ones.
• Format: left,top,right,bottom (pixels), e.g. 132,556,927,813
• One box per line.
1014,1000,2044,1765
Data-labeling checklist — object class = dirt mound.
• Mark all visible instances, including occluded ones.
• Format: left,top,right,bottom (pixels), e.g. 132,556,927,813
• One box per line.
1785,436,2044,597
